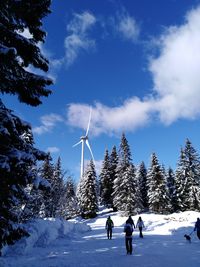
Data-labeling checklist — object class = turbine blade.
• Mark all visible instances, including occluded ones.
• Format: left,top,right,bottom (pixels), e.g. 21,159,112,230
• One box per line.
72,140,82,147
85,107,92,137
86,139,95,163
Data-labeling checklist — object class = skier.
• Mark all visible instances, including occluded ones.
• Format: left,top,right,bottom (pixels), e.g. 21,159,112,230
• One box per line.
136,216,145,238
124,219,134,255
105,216,114,239
194,217,200,240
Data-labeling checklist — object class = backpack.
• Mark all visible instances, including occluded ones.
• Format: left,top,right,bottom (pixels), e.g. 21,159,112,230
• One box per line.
107,219,113,228
125,225,132,236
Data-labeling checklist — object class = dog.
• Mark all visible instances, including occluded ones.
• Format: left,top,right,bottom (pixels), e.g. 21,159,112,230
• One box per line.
184,234,191,243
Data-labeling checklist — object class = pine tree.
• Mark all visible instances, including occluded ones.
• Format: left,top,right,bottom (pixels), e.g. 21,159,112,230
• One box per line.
63,176,78,219
0,0,52,254
162,164,172,212
166,167,175,197
0,0,52,106
118,133,132,165
39,156,66,218
120,164,137,215
0,101,46,254
19,165,48,221
174,148,188,211
166,167,177,212
147,153,170,214
78,160,98,218
109,146,118,210
39,153,54,217
113,133,137,214
99,149,113,207
184,139,200,210
175,139,200,211
137,161,148,211
52,157,66,217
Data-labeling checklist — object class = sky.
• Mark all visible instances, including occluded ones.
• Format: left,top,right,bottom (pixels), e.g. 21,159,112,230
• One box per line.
2,0,200,180
2,209,200,266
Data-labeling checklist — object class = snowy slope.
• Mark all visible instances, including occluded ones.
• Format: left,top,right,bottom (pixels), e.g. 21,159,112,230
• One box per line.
1,210,200,267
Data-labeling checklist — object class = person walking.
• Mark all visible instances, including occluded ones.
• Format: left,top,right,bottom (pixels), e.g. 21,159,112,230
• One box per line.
136,216,145,238
126,215,135,228
124,219,134,255
105,216,114,239
194,217,200,240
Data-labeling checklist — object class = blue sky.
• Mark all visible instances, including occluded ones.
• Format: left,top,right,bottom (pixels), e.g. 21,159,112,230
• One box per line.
3,0,200,179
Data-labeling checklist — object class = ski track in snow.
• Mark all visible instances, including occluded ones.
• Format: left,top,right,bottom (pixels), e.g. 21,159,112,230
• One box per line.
1,212,200,267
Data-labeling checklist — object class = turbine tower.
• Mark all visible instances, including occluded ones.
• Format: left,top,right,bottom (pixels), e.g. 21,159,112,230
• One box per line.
73,108,94,179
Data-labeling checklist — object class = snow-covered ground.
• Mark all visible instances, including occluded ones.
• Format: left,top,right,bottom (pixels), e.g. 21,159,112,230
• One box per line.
1,210,200,267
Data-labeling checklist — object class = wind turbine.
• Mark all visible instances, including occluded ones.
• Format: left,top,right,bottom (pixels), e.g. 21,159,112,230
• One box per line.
73,108,95,179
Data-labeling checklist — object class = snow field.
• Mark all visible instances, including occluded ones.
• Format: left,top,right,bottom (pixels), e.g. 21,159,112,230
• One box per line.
1,210,200,267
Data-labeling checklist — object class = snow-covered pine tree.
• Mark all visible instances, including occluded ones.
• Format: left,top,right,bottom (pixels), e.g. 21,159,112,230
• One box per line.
76,172,85,215
39,153,54,217
147,153,170,214
0,0,52,106
113,133,137,214
120,163,137,215
175,139,200,211
161,164,172,212
184,139,200,210
78,160,98,218
19,164,49,221
109,146,118,210
118,133,132,165
0,0,52,255
63,176,78,219
99,149,113,207
52,157,66,217
40,154,66,218
136,161,148,211
166,167,177,212
174,148,188,211
39,156,66,218
166,167,175,198
76,177,83,212
0,101,46,254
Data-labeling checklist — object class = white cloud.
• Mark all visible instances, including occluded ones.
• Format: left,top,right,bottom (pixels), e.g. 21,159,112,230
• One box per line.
67,98,155,136
117,12,140,42
33,113,63,135
46,147,60,154
67,5,200,134
64,11,96,66
149,5,200,124
51,9,140,70
67,12,96,34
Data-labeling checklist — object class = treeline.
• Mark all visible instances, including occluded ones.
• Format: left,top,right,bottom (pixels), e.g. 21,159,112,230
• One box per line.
76,133,200,218
2,130,200,228
19,154,78,221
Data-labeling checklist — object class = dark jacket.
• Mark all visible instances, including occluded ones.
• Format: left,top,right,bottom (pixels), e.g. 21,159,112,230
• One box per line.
106,218,114,229
124,222,133,238
194,219,200,231
127,217,135,228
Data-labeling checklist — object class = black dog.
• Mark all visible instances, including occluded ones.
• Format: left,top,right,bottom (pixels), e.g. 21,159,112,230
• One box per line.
184,234,191,243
